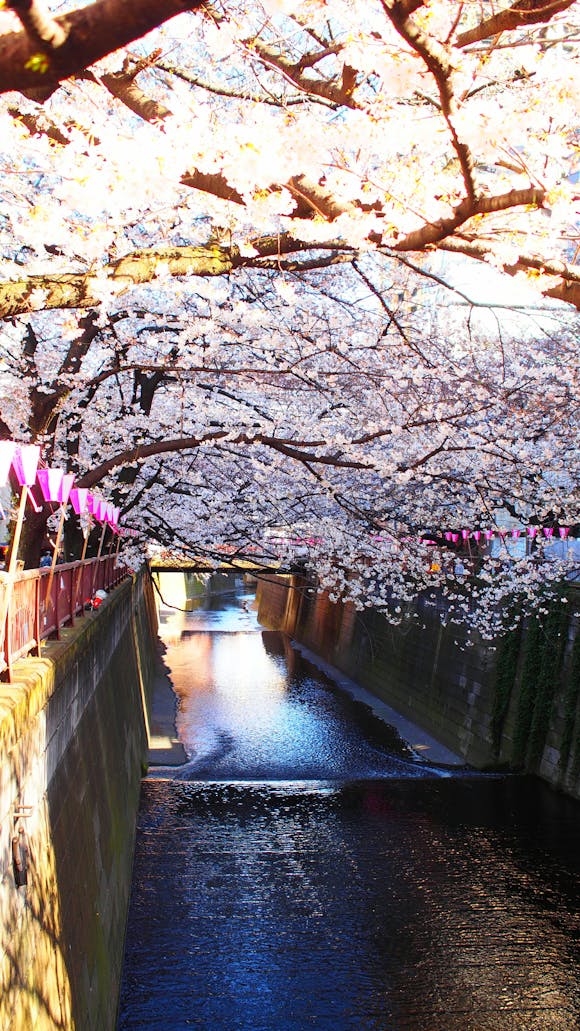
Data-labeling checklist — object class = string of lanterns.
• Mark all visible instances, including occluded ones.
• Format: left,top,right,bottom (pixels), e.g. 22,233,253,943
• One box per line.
0,441,139,576
440,527,571,543
272,525,575,550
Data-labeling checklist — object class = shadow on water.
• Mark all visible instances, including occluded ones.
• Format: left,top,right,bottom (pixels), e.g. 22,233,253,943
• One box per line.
118,589,580,1031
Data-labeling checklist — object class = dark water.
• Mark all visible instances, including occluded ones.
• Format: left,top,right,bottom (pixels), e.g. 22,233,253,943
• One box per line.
118,592,580,1030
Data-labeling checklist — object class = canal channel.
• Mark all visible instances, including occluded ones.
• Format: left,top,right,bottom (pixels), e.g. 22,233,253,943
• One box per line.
117,587,580,1030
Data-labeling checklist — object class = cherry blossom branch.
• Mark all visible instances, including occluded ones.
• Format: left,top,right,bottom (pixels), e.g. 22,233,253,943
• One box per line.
157,61,331,106
241,37,358,108
0,243,236,317
77,430,372,487
456,0,576,49
438,237,580,309
392,187,547,251
385,0,477,201
97,70,171,124
3,205,580,320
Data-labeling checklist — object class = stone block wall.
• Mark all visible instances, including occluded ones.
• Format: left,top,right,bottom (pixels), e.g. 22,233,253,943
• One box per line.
0,571,155,1030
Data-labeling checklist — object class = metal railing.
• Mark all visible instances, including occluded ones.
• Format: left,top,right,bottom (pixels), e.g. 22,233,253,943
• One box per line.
0,557,128,681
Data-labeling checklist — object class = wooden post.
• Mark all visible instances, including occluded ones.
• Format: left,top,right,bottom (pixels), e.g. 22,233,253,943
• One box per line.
34,573,41,655
0,487,28,674
7,487,27,578
43,504,66,605
54,566,60,639
72,515,92,616
91,521,108,596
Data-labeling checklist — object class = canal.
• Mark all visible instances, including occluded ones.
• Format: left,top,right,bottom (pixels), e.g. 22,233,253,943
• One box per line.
117,588,580,1030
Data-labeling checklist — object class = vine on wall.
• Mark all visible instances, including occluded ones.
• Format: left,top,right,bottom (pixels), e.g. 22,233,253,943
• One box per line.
508,595,574,771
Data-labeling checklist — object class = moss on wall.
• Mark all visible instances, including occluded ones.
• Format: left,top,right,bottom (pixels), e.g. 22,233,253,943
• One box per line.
0,571,156,1030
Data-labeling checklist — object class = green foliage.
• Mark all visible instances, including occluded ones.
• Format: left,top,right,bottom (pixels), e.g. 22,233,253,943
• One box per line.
527,603,568,768
513,597,571,771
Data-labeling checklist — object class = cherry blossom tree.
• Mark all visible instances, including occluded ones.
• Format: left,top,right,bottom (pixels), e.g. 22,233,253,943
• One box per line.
0,0,578,634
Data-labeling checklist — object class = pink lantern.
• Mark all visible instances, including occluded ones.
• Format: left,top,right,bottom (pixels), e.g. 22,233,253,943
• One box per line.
484,529,494,541
112,506,120,526
543,527,554,538
105,502,115,524
95,500,108,523
69,488,89,515
0,441,16,487
472,530,481,542
461,529,469,541
452,533,459,543
37,467,64,503
58,472,75,505
445,531,453,542
559,527,570,539
527,526,538,538
12,444,40,486
511,529,521,539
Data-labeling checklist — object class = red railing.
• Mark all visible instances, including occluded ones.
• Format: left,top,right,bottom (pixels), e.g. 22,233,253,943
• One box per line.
0,557,128,681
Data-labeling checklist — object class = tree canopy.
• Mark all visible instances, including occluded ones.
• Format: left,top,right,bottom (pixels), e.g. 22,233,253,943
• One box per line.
0,0,578,635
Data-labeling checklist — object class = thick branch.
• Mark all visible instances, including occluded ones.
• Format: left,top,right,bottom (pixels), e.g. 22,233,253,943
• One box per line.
0,243,235,318
78,430,371,486
3,197,580,320
98,69,172,122
0,0,205,97
392,186,546,251
245,37,358,108
7,0,68,48
456,0,576,48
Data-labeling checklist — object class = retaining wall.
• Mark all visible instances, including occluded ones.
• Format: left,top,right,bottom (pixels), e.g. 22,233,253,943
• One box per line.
0,571,155,1031
256,575,580,799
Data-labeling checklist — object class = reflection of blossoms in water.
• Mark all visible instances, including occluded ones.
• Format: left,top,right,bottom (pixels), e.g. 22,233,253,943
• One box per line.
158,595,439,781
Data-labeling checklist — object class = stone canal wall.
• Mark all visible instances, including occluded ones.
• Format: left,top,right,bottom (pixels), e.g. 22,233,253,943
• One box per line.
0,571,156,1031
256,575,580,800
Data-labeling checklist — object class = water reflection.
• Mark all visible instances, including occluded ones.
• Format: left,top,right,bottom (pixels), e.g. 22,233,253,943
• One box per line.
119,778,580,1030
157,593,432,781
119,589,580,1030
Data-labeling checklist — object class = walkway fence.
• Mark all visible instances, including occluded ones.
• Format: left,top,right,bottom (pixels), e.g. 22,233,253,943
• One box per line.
0,557,128,681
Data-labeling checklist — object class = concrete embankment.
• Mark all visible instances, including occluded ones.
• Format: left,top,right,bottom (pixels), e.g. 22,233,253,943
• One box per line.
256,575,580,800
0,570,158,1031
